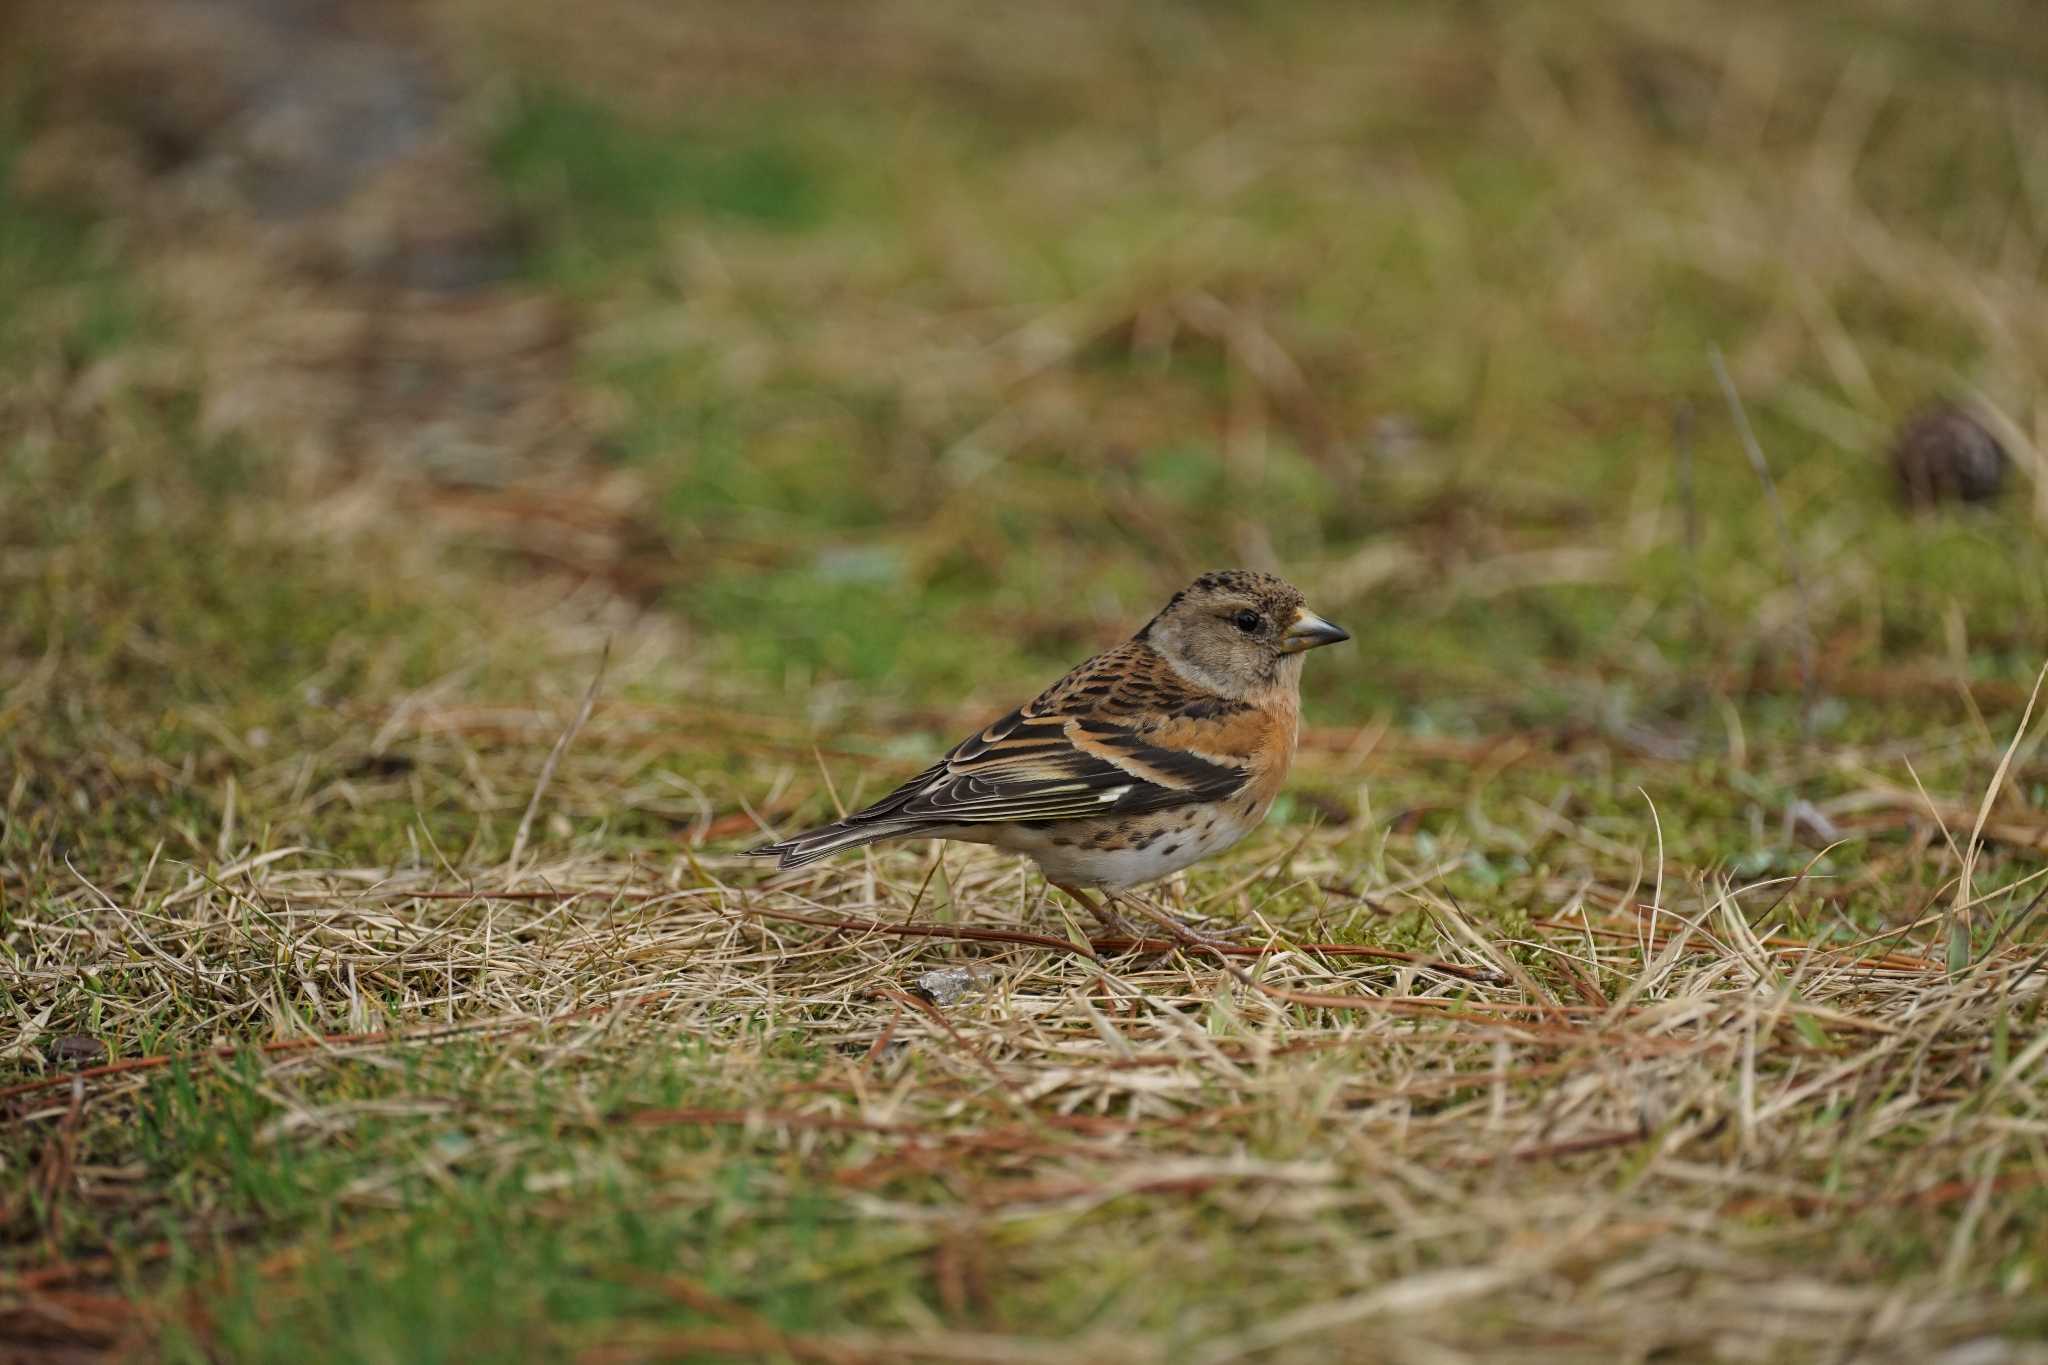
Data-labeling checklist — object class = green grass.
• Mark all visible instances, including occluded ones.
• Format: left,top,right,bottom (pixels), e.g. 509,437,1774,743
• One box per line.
492,90,828,287
7,2,2048,1360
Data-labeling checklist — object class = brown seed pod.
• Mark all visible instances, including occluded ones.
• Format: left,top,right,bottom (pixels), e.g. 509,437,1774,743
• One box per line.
1891,403,2008,507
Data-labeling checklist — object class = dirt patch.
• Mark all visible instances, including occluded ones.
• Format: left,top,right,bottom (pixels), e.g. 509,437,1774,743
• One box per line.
8,0,660,583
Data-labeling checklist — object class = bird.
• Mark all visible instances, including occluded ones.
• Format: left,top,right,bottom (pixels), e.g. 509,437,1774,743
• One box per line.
749,570,1350,937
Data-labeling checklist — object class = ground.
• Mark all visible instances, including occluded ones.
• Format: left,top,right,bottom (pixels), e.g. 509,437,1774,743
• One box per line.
5,1,2048,1361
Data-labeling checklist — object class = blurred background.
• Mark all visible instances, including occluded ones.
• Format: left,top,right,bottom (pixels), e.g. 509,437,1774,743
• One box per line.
4,0,2046,885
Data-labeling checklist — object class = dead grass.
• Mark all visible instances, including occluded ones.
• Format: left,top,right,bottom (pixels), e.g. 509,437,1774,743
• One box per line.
8,681,2048,1359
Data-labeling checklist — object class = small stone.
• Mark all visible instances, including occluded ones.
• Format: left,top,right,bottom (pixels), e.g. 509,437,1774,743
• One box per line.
49,1034,109,1068
1892,404,2007,507
912,966,984,1008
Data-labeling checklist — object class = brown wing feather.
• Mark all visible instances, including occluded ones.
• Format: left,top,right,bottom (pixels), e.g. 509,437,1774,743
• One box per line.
750,641,1257,867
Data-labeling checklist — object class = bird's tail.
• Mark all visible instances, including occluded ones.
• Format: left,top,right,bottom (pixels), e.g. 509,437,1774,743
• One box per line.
748,818,914,870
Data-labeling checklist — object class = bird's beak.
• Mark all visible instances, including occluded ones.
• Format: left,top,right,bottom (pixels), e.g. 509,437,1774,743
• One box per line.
1282,608,1350,653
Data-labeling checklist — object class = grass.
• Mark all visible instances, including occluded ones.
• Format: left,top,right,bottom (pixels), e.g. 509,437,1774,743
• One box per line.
7,0,2048,1359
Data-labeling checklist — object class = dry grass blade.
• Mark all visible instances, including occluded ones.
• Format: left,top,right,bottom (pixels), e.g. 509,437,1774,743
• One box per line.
1949,658,2048,973
508,640,611,875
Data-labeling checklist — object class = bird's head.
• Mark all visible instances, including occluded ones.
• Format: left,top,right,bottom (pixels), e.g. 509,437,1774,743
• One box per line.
1140,570,1349,697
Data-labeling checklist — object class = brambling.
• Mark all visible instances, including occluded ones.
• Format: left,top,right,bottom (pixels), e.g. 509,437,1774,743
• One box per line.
750,571,1350,934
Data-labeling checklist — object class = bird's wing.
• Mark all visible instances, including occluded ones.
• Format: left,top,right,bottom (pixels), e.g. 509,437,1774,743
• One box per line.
748,642,1274,868
868,707,1250,825
844,644,1257,829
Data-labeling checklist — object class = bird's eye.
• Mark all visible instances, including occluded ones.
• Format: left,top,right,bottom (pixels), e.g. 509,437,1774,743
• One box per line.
1232,609,1263,634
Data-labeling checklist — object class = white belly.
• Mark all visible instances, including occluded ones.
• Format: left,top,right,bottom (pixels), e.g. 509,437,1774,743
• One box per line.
987,807,1265,891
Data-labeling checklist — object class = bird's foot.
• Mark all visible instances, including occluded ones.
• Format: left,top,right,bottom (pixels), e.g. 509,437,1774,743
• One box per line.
1050,882,1142,944
1050,884,1254,962
1108,894,1254,953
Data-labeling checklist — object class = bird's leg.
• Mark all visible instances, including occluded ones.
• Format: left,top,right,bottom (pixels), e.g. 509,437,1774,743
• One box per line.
1109,891,1254,950
1051,882,1137,940
1171,894,1262,942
